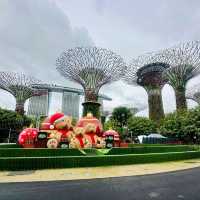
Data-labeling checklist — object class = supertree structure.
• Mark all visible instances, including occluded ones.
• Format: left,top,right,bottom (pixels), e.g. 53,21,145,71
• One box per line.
0,72,42,115
56,47,126,118
124,52,170,122
162,41,200,110
186,84,200,105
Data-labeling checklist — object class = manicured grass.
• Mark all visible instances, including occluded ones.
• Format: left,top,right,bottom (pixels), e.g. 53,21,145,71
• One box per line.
106,146,196,155
128,144,181,147
0,151,200,170
0,148,85,157
0,144,199,170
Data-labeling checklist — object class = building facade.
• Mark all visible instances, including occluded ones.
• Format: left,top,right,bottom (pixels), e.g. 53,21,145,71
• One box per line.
27,84,111,119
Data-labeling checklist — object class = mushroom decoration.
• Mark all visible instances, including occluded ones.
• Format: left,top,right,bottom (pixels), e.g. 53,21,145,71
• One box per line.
18,128,38,148
103,129,120,148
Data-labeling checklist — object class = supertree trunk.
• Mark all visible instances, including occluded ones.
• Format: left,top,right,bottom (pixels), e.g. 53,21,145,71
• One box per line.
175,88,187,110
82,101,101,119
146,87,164,122
82,89,101,118
84,89,98,102
15,100,25,115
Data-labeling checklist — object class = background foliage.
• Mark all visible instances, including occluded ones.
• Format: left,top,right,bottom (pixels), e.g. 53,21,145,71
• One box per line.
0,107,32,130
128,117,157,137
159,107,200,143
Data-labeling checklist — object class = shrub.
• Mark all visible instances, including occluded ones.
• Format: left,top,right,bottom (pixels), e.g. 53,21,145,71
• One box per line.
159,107,200,143
0,151,200,170
0,107,32,130
106,146,195,155
0,148,85,157
128,117,157,136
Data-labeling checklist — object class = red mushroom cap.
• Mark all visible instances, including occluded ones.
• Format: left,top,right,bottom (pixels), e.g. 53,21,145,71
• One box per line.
18,128,38,146
103,129,120,141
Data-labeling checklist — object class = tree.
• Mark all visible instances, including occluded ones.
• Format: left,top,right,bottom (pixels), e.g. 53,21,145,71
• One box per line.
104,118,121,133
186,84,200,105
0,71,43,115
123,52,170,123
162,41,200,110
56,47,126,118
0,107,32,130
111,106,132,133
128,117,157,137
159,107,200,143
112,106,132,127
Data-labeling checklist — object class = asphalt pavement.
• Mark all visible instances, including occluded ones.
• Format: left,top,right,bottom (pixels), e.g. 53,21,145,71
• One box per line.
1,167,200,200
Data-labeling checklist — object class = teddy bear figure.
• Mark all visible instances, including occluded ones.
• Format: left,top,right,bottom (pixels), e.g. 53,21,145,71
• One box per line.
76,113,105,148
40,112,74,148
52,114,74,142
84,123,105,148
69,127,92,149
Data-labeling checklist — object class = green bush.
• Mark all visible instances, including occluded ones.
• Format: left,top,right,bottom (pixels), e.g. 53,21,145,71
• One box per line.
128,117,157,136
0,148,85,157
128,144,177,147
1,151,200,170
0,107,32,130
106,146,195,155
159,107,200,143
104,106,135,135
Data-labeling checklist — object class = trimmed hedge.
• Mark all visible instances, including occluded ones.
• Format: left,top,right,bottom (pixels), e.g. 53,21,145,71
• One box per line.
0,148,85,157
0,143,20,148
1,151,200,170
128,144,179,147
106,146,195,155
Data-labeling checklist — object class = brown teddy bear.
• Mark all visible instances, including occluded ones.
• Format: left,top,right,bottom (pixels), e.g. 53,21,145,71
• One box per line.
41,112,74,148
83,121,105,148
76,113,105,148
69,127,92,149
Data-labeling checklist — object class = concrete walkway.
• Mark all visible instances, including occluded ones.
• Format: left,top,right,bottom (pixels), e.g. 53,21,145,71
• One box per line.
1,159,200,183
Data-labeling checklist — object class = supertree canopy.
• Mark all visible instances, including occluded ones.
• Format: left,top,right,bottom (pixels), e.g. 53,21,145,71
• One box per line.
56,47,126,118
124,52,170,122
162,41,200,110
0,72,41,115
186,84,200,105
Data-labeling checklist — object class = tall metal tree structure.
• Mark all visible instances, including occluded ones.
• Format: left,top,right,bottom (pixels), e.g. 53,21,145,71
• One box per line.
56,47,126,118
186,84,200,105
162,41,200,110
0,72,41,115
124,52,170,122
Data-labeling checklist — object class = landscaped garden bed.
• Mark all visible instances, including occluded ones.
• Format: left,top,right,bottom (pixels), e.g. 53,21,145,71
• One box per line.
0,144,200,171
106,145,196,155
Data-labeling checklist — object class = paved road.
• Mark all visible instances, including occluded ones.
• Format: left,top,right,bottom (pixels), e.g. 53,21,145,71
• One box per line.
1,167,200,200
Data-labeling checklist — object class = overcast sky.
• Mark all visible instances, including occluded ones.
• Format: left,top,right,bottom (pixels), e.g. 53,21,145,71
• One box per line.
0,0,199,116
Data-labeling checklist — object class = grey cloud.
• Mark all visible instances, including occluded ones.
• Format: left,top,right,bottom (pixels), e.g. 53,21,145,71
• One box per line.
0,0,94,110
0,0,94,82
1,0,200,116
